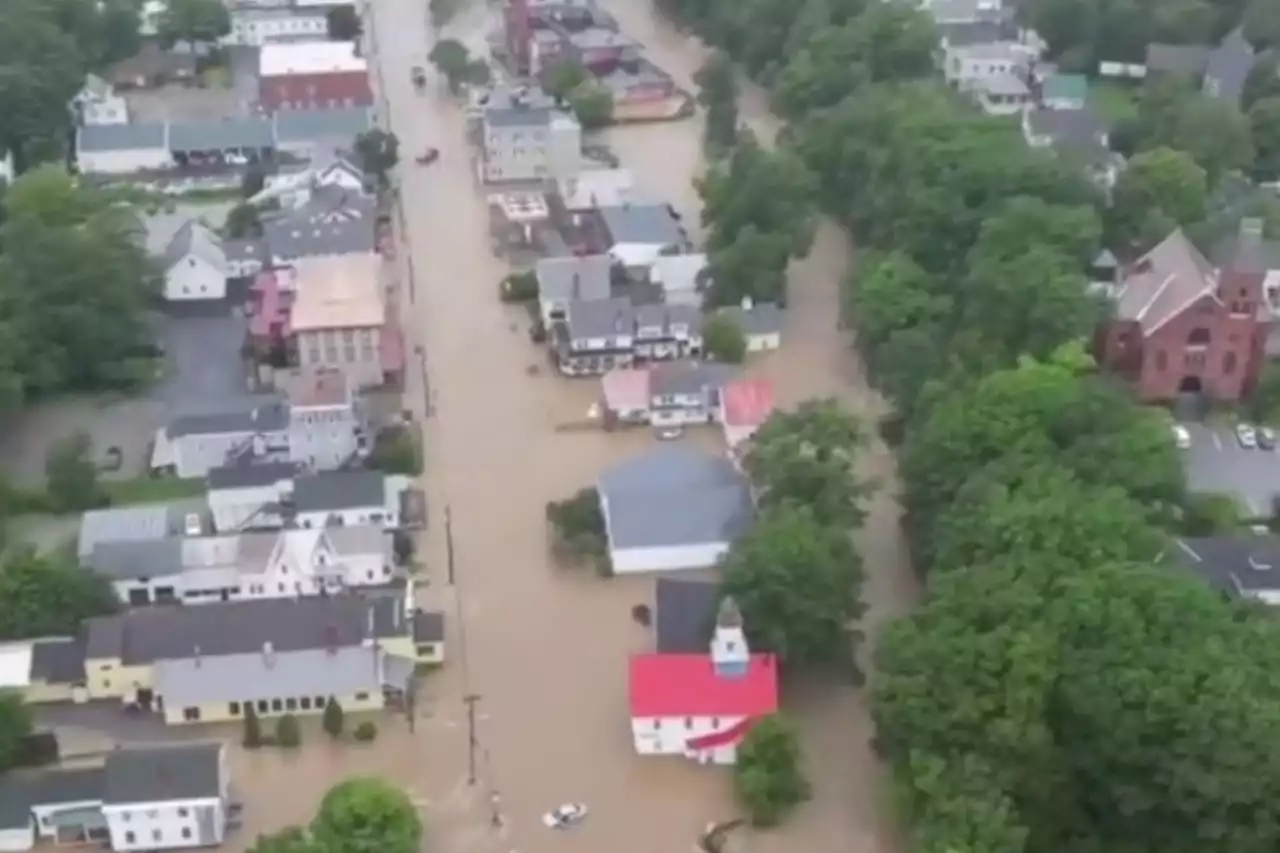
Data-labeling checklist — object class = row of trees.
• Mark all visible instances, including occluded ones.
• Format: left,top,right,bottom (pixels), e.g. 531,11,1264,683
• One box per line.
248,778,422,853
657,0,1280,850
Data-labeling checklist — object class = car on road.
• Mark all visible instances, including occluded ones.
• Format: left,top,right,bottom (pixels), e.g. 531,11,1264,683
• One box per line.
411,65,426,89
542,803,587,829
416,147,440,165
1260,427,1277,450
1171,424,1191,449
1237,423,1258,448
656,426,684,441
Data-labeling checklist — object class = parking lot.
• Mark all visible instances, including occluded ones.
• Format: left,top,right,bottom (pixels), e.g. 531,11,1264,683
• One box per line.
1181,422,1280,518
125,47,261,122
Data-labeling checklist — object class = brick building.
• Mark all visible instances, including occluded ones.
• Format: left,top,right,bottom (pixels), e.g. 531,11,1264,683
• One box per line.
258,42,371,113
1096,219,1277,403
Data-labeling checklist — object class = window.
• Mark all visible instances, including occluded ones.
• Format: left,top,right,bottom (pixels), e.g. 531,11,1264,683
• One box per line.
181,829,192,840
684,717,693,729
258,699,269,712
183,707,200,722
367,569,374,580
286,697,297,710
177,808,189,818
1186,352,1206,368
301,696,312,710
355,692,369,701
316,696,327,707
125,832,136,844
272,698,283,711
1187,327,1211,347
152,829,162,842
1224,351,1238,374
229,702,241,716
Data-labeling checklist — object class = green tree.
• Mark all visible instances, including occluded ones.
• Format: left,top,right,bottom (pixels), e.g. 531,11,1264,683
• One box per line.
743,399,868,527
905,752,1029,853
702,312,747,362
276,713,301,748
0,547,118,641
695,52,739,155
465,59,492,88
698,132,816,259
0,691,33,773
323,698,345,739
242,704,263,749
156,0,230,45
226,203,262,239
1244,0,1280,49
325,5,361,40
720,504,865,667
44,431,102,511
247,828,317,853
1250,361,1280,422
312,778,423,853
1106,147,1208,252
0,1,83,172
354,129,399,187
566,82,613,129
544,60,588,100
734,715,810,826
427,39,471,94
705,224,791,307
1249,97,1280,182
545,487,605,561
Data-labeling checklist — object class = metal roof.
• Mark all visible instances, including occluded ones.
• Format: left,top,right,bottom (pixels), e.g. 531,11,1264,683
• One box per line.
103,743,222,804
154,646,389,706
77,122,166,152
167,117,274,152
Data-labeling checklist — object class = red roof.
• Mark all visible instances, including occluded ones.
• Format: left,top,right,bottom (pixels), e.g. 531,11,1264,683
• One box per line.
721,379,775,428
686,717,757,751
248,271,293,340
379,323,404,373
628,653,778,718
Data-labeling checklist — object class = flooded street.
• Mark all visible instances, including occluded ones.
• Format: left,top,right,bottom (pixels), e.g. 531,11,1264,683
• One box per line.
291,0,920,849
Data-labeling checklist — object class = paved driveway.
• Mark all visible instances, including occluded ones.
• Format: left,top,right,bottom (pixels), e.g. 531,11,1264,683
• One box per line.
1181,422,1280,517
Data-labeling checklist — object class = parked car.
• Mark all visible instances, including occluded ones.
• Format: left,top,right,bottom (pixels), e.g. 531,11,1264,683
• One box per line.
542,803,588,829
1260,427,1276,450
656,426,684,441
1171,424,1191,449
411,65,426,89
416,147,440,165
1237,423,1258,448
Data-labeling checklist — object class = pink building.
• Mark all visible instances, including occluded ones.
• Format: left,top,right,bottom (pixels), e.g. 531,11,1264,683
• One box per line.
720,378,775,449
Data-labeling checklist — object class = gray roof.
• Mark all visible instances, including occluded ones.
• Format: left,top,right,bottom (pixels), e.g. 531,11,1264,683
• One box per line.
85,592,411,664
30,637,88,685
937,19,1017,47
1203,27,1256,103
599,204,685,247
655,578,719,654
979,73,1029,97
86,538,183,580
261,187,376,260
224,237,266,264
718,303,784,337
167,117,274,152
208,461,299,490
0,768,105,829
77,122,166,152
412,610,444,643
1026,107,1109,151
274,107,372,144
78,502,206,560
565,297,635,340
650,362,734,398
160,220,226,273
154,646,389,706
1145,43,1209,75
634,302,700,332
292,470,386,512
598,446,754,549
103,744,222,804
536,255,614,302
168,398,289,439
485,104,553,129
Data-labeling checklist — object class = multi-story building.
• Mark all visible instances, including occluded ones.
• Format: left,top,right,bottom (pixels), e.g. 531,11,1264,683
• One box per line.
283,368,368,469
477,86,582,183
224,7,328,46
151,400,291,479
0,743,232,852
203,469,410,534
942,41,1035,91
72,74,130,126
290,254,388,388
551,299,702,376
258,42,372,112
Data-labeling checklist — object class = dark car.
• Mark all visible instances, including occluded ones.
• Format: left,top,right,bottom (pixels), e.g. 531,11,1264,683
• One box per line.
1260,427,1277,450
416,147,440,165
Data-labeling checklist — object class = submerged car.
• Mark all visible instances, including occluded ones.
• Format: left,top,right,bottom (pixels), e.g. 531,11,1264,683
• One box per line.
542,803,588,829
416,147,440,165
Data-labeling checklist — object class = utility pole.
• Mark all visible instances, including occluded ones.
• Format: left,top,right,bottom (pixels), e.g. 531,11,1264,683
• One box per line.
463,693,481,784
445,504,455,584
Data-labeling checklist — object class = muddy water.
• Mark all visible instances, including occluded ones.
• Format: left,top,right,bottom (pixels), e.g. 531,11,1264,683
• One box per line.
219,0,916,851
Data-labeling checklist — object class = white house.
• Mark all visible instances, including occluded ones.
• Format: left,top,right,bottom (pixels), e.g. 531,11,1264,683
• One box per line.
206,464,297,533
647,362,736,428
716,299,783,352
557,168,633,212
0,743,230,852
224,8,328,46
159,220,228,302
292,470,406,530
73,75,130,126
535,254,614,326
85,524,396,606
599,203,689,271
252,155,366,209
629,598,779,765
943,42,1034,91
151,401,291,480
75,123,171,175
283,368,368,471
597,445,754,574
648,253,706,307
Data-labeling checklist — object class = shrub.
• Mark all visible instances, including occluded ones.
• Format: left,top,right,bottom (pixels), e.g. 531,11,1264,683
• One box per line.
275,713,301,748
353,721,378,742
242,706,263,749
323,698,345,739
368,427,422,475
499,270,539,303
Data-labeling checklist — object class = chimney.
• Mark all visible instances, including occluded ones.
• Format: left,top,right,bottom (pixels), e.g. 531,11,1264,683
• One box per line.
262,641,275,667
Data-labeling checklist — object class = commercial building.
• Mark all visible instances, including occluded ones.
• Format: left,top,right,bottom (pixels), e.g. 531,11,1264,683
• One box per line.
290,255,389,388
258,42,372,112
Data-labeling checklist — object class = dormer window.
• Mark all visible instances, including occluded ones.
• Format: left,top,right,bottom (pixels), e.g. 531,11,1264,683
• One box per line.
1187,327,1211,348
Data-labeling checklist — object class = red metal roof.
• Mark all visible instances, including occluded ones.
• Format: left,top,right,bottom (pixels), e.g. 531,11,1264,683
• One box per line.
628,653,778,718
721,379,775,428
248,271,293,340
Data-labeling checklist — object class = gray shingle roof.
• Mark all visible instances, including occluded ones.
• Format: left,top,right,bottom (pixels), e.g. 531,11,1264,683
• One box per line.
292,470,386,512
208,461,299,490
154,646,387,707
85,593,409,664
168,398,289,439
261,187,376,260
77,122,166,152
412,610,444,643
1145,43,1209,75
86,538,183,580
160,220,226,274
717,303,784,336
0,768,105,829
274,107,372,143
565,297,635,340
1203,27,1256,103
599,446,753,549
536,255,614,302
167,117,274,152
655,578,719,653
103,744,222,804
650,362,734,398
599,204,685,247
30,637,88,685
78,502,206,560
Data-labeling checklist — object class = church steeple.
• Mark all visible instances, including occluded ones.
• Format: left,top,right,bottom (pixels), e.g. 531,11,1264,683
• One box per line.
710,597,749,679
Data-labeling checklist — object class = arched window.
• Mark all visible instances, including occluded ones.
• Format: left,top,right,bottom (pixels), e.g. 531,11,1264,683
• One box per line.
1188,327,1211,346
1155,350,1168,371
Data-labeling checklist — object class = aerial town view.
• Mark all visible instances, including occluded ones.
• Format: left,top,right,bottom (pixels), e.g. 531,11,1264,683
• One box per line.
1,0,1279,850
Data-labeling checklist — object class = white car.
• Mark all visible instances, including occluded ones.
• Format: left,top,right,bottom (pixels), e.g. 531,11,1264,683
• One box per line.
656,426,684,441
1172,424,1191,449
1237,423,1258,448
542,803,588,829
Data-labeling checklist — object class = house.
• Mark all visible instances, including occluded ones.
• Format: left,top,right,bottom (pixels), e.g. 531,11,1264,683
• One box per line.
258,185,378,265
77,503,209,563
252,154,366,208
70,592,441,723
535,254,614,325
83,524,397,606
73,75,130,126
150,399,291,479
289,254,389,388
557,168,634,212
0,743,232,852
598,203,688,270
648,362,735,427
716,300,784,351
648,253,707,308
600,367,652,424
1144,43,1209,79
75,123,171,175
552,300,702,376
720,377,776,449
258,42,372,112
273,107,374,158
282,368,368,469
479,87,583,183
159,221,227,302
629,597,778,764
1038,72,1087,110
206,464,297,532
973,73,1030,115
1175,535,1280,603
942,42,1033,91
1096,219,1272,402
105,44,196,90
598,59,677,104
1021,106,1121,188
935,18,1017,49
225,7,328,46
922,0,1007,25
597,445,754,574
291,470,405,529
1202,27,1256,104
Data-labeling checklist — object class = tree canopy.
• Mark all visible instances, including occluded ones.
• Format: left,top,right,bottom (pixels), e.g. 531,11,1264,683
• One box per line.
0,547,118,642
312,778,423,853
734,715,811,826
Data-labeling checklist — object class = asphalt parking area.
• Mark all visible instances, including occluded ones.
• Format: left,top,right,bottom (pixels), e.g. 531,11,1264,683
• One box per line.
1181,423,1280,517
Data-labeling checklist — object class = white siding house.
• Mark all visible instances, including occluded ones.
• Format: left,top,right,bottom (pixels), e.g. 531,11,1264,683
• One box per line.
74,75,130,126
159,221,228,302
292,471,405,529
76,123,171,175
152,403,290,480
224,9,328,46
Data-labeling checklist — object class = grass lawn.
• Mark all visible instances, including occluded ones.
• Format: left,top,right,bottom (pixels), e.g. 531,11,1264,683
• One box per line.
101,476,205,506
1090,81,1141,124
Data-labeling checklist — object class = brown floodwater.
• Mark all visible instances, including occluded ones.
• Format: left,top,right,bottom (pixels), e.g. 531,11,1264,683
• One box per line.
218,0,918,851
